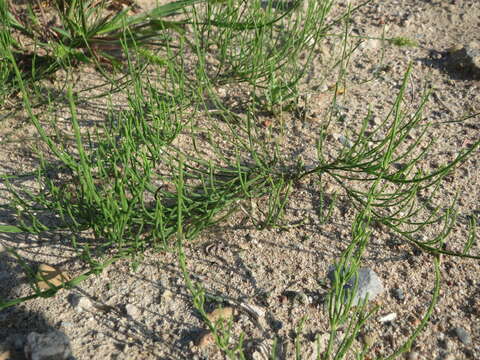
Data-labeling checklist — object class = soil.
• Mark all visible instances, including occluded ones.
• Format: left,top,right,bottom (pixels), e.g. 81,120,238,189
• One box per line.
0,1,479,359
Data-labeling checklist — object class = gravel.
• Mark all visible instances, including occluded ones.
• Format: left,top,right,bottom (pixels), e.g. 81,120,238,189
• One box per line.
452,326,471,345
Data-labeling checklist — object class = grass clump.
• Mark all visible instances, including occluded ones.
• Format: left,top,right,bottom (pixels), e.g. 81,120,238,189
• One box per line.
388,36,418,48
0,1,479,359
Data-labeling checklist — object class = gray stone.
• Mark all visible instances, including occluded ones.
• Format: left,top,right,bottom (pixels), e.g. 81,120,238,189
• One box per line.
327,266,384,306
406,351,419,360
24,330,71,360
392,288,405,301
448,42,480,78
271,319,283,330
338,135,352,148
453,326,471,345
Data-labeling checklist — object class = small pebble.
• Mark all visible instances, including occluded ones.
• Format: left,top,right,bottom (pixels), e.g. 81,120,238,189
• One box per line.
69,294,94,313
362,38,382,50
318,83,329,92
447,42,480,78
453,326,471,345
327,266,384,306
406,351,419,360
60,321,74,328
24,331,71,360
379,312,397,323
392,288,405,301
271,319,283,331
217,87,226,97
337,134,352,148
251,350,265,360
162,289,173,302
125,304,142,319
77,296,93,312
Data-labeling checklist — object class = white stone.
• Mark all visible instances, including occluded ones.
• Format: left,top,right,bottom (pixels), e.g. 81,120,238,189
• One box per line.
70,294,93,313
24,331,71,360
327,266,385,305
125,304,141,319
378,312,397,323
362,38,382,50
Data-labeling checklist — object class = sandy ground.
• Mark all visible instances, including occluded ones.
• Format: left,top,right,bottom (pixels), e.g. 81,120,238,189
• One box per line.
0,1,479,359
